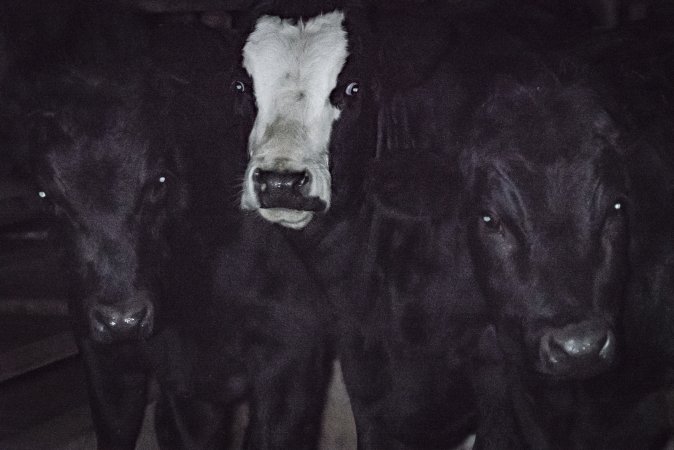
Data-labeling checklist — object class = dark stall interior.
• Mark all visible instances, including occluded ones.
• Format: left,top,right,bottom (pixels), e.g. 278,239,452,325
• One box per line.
1,0,673,449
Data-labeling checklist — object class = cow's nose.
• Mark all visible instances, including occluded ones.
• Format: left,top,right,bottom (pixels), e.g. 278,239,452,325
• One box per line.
539,321,616,378
253,169,325,211
89,301,154,344
255,169,308,194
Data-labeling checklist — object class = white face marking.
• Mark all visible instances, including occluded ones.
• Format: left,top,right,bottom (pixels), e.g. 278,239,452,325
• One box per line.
240,11,349,229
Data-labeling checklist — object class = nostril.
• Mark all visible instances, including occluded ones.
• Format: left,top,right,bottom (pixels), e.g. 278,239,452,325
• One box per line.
598,330,615,359
296,171,310,191
93,309,114,330
124,307,147,327
252,169,265,191
545,335,567,364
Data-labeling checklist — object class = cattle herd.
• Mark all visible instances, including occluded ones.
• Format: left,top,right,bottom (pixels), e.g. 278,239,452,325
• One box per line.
0,0,673,449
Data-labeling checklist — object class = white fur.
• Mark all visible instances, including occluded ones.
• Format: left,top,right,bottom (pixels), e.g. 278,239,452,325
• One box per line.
240,11,349,229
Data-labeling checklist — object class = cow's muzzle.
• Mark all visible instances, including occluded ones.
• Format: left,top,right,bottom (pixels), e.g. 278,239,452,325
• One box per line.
253,169,327,212
538,320,616,379
89,300,154,344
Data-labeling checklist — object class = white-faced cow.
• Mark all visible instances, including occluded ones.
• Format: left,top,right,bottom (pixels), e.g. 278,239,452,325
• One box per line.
138,19,334,450
239,10,349,227
150,4,374,447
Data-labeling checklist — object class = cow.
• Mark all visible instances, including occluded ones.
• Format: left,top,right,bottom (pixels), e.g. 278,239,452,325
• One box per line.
1,8,161,450
224,7,465,445
1,5,252,448
142,17,336,449
150,3,441,446
458,71,635,449
354,6,644,439
16,69,184,449
146,4,366,447
332,5,634,447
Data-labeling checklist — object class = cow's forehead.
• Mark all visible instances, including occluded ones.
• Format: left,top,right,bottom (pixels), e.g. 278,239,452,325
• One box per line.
484,154,622,218
46,132,151,217
242,11,349,116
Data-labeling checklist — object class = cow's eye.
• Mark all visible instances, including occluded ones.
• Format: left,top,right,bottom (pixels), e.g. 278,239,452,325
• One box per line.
232,80,246,93
603,198,627,240
345,82,360,96
480,212,501,232
607,199,627,218
36,189,67,218
148,174,172,203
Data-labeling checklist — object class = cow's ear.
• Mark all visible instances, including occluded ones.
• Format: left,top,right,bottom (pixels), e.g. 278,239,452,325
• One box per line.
365,152,457,218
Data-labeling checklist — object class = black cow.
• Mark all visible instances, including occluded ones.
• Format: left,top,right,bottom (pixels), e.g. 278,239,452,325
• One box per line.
1,6,250,448
1,8,165,450
460,73,632,449
336,5,635,447
17,69,183,449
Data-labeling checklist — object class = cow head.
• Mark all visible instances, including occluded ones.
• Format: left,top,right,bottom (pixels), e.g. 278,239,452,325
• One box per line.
27,72,186,344
462,77,629,379
237,8,375,229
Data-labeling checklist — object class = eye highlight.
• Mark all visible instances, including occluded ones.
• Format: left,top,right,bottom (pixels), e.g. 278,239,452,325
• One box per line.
232,81,246,93
607,199,627,217
480,212,502,231
345,82,360,96
147,173,173,203
38,191,47,198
